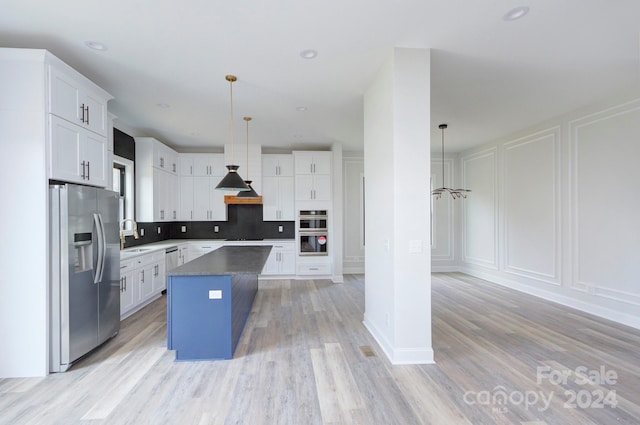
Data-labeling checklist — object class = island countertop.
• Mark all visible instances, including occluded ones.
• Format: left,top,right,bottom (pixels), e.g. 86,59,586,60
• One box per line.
167,245,272,276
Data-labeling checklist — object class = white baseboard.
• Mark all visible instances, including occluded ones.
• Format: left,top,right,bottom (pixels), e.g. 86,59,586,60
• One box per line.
455,267,640,331
363,315,435,365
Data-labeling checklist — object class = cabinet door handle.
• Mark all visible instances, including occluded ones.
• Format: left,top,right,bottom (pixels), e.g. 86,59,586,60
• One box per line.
190,165,193,175
79,105,90,125
124,276,127,291
86,161,90,180
173,210,176,220
141,270,145,283
160,157,164,168
173,163,176,173
81,161,86,179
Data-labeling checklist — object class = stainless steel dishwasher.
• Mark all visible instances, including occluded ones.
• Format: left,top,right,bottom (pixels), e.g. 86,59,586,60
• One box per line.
166,246,179,273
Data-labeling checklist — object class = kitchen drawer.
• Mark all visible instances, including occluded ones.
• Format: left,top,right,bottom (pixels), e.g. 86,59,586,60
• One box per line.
296,263,331,275
120,258,136,272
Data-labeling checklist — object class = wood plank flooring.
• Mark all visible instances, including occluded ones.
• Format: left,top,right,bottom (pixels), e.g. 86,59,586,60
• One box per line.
1,272,639,424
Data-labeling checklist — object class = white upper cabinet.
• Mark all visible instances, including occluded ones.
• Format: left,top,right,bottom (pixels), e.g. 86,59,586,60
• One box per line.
293,151,332,202
49,65,109,137
49,115,107,187
262,154,294,177
192,154,226,177
293,151,331,175
153,142,179,174
179,154,227,221
46,55,112,187
262,154,295,221
135,137,180,222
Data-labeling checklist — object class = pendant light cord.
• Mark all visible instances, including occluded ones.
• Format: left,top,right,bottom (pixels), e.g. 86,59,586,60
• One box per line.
244,117,251,179
229,78,235,164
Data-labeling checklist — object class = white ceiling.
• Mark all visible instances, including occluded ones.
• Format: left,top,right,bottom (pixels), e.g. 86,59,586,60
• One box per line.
1,0,639,153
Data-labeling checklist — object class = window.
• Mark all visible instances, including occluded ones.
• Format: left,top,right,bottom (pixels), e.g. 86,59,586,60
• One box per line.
113,156,135,234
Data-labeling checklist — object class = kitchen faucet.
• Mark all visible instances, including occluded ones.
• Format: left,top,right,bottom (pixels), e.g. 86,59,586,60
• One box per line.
120,218,140,250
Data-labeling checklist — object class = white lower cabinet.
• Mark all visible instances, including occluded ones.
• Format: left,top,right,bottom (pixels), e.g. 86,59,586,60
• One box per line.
120,251,166,319
187,241,223,262
296,260,332,276
261,242,296,276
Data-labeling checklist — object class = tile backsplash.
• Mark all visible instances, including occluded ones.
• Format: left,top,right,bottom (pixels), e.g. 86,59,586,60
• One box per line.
122,204,294,248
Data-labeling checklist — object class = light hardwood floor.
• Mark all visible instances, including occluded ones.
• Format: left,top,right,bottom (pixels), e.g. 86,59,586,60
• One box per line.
1,273,639,424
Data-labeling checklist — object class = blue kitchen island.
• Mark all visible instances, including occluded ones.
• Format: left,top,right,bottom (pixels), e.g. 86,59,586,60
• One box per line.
166,245,272,361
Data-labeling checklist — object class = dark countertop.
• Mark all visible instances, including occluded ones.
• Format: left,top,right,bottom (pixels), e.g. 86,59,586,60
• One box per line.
167,245,272,276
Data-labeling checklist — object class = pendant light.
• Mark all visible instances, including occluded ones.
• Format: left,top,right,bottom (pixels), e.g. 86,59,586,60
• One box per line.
216,74,250,191
431,124,471,199
236,116,260,197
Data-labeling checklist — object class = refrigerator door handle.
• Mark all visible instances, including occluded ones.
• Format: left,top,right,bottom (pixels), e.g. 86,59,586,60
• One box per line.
93,213,106,284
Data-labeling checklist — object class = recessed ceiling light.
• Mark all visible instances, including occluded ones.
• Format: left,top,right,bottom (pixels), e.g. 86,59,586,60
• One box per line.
503,6,529,21
296,106,308,112
300,49,318,59
156,103,170,109
85,41,108,51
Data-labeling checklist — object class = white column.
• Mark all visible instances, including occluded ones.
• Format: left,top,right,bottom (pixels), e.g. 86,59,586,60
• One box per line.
363,47,433,364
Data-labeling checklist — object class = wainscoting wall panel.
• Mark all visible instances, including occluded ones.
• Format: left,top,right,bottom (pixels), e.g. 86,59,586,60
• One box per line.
503,127,561,284
431,158,455,267
448,95,640,330
569,101,640,307
343,156,365,274
461,148,498,270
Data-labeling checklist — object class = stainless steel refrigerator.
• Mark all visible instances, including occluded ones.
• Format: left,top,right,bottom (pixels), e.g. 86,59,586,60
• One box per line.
50,183,120,372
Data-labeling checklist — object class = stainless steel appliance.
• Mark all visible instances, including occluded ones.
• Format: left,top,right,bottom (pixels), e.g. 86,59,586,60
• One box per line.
166,246,179,272
299,231,328,256
50,183,120,372
298,210,328,256
299,210,328,231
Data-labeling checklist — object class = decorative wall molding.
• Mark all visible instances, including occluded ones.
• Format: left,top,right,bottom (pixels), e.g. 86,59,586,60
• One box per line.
343,157,365,272
502,127,561,285
431,158,455,261
461,148,499,270
568,99,640,307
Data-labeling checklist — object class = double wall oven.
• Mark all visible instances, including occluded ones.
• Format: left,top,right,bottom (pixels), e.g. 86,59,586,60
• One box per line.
298,210,328,256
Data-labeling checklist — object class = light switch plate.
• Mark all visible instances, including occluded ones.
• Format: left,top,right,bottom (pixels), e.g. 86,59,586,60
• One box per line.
278,225,283,233
214,225,219,233
181,226,187,232
209,290,222,299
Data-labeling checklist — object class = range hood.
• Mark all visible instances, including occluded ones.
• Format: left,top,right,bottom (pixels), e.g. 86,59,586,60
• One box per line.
224,195,263,205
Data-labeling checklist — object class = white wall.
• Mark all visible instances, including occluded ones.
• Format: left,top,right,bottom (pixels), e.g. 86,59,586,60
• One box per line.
0,50,49,377
364,47,433,364
449,94,640,329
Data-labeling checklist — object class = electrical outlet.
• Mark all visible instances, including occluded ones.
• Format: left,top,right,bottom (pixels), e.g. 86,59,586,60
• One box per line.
214,225,219,233
140,228,144,236
278,225,283,233
181,225,187,233
157,226,161,234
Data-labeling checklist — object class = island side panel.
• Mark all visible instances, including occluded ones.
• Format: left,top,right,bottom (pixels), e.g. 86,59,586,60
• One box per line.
230,273,259,353
167,275,233,360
